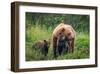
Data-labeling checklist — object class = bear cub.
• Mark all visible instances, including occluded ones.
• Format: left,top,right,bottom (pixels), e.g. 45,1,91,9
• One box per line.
32,39,50,56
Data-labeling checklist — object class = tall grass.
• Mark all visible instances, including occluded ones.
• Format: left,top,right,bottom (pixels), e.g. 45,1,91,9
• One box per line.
26,25,89,61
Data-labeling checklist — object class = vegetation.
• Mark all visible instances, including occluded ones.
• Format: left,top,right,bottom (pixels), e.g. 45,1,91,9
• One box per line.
25,12,90,61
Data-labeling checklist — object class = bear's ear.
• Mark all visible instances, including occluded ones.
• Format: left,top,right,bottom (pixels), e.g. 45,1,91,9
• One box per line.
44,40,47,42
61,28,65,32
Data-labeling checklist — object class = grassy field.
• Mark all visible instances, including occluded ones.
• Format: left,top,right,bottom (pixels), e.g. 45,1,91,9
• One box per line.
25,25,90,61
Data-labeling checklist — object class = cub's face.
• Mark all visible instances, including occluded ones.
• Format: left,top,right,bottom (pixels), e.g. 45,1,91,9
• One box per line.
44,40,50,48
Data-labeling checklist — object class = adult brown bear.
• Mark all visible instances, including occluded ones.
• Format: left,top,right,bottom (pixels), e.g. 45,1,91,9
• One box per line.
52,22,76,58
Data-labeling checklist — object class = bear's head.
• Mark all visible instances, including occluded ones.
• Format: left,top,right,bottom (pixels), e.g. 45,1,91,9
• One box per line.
60,25,75,40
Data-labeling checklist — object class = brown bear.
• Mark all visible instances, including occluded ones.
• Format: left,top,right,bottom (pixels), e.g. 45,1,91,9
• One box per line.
32,39,50,56
52,22,75,58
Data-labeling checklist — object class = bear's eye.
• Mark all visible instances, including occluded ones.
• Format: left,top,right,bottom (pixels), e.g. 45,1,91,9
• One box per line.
59,33,61,35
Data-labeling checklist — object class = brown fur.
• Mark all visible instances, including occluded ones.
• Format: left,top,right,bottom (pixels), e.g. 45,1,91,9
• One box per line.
52,23,75,57
32,40,44,49
32,40,50,56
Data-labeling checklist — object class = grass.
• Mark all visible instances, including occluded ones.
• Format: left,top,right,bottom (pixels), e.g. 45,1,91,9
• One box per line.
25,25,89,61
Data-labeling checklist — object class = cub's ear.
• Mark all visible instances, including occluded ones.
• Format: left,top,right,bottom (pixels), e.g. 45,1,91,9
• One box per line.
44,40,46,42
44,40,48,43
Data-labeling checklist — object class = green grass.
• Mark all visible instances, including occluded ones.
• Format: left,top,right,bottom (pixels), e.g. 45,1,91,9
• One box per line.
25,25,89,61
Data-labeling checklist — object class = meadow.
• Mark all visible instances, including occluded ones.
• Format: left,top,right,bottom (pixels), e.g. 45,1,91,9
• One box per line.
25,25,89,61
25,13,90,61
